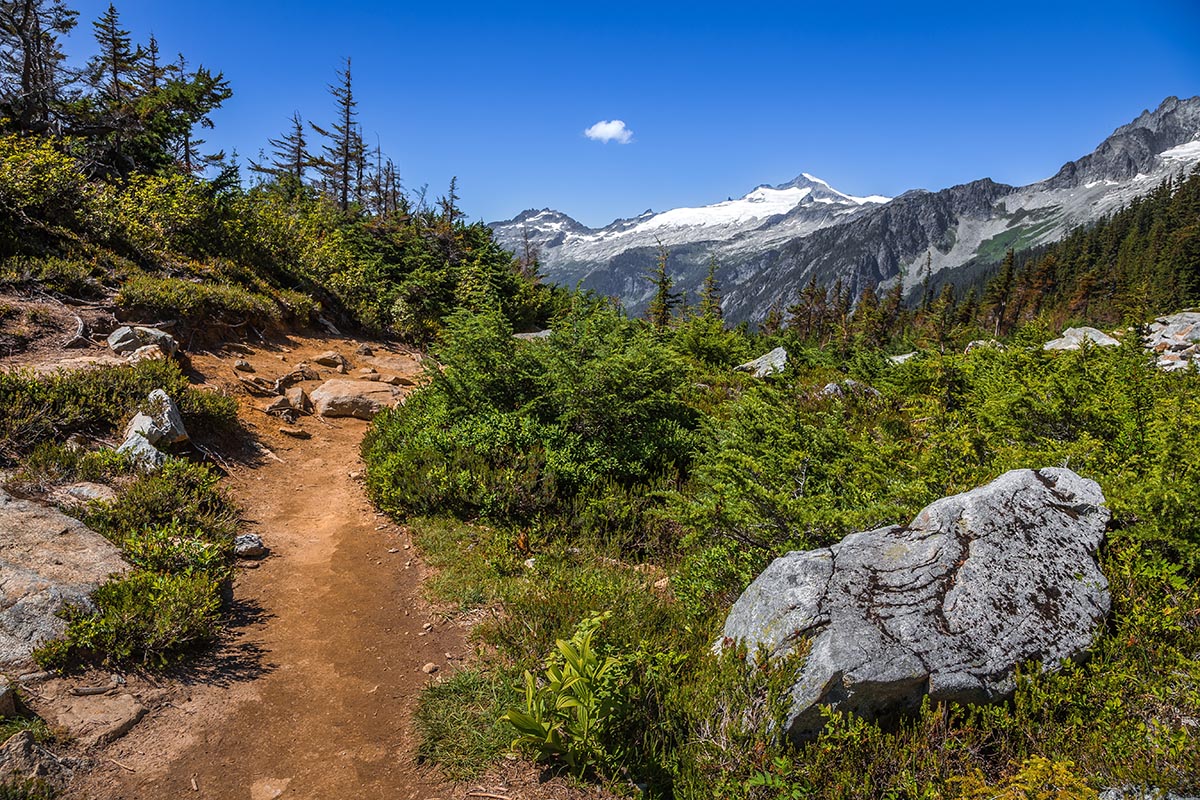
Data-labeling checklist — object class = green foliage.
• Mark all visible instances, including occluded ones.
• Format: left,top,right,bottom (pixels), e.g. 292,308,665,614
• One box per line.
115,273,280,326
414,668,519,779
365,300,697,547
501,613,627,776
34,459,238,670
0,778,57,800
4,442,128,494
35,569,223,669
951,757,1097,799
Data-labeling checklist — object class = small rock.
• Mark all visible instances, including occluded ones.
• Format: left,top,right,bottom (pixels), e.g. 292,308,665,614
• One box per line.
357,367,378,375
279,426,310,439
51,692,146,748
0,681,15,716
382,375,414,386
513,329,552,340
234,534,268,559
314,351,349,369
349,471,363,480
310,380,402,420
355,344,374,356
336,363,348,374
234,359,255,373
126,344,166,364
421,663,439,675
285,387,312,414
888,351,918,365
106,326,178,357
124,389,188,446
1044,326,1120,351
53,482,118,506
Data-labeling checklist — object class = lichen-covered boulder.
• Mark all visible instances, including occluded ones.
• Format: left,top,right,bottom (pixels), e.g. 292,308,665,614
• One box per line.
1,490,130,666
720,468,1111,740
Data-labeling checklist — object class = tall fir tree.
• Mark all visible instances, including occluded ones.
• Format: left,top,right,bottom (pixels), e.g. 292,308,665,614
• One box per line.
699,255,723,320
645,242,679,331
310,58,363,212
250,111,309,184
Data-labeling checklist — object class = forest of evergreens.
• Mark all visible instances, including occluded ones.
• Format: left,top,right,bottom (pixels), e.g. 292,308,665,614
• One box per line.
1,2,1199,798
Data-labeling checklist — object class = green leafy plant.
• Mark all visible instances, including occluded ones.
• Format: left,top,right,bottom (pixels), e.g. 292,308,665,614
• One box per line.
501,612,626,776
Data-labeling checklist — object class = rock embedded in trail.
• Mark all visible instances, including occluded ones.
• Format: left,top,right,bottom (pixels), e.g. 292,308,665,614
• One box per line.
310,379,402,420
1,489,130,666
234,534,268,559
721,468,1111,741
736,347,788,378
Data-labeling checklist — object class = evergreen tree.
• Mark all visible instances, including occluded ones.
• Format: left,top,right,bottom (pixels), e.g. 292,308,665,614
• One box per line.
0,0,77,132
250,111,309,184
310,58,362,212
87,3,137,105
699,255,722,320
645,242,679,331
761,299,784,336
983,249,1016,336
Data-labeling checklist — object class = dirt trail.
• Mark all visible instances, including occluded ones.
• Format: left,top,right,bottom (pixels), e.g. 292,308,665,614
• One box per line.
66,337,464,800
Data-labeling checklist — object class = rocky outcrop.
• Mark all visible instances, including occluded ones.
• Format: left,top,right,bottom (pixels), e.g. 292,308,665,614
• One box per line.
1146,311,1200,372
1043,327,1120,351
310,380,402,420
0,490,130,666
736,347,788,378
720,468,1110,741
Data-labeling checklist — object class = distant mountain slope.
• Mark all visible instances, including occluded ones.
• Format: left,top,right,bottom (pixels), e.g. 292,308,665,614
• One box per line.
490,96,1200,323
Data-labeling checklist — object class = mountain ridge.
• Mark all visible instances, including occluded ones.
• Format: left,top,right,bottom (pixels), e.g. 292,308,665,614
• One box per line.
491,95,1200,322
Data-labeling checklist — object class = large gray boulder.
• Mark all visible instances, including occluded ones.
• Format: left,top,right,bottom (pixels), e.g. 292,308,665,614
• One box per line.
0,490,130,666
736,347,788,378
310,379,402,420
721,468,1111,740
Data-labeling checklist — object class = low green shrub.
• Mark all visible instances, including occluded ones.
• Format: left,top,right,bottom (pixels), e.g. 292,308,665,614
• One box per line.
415,668,519,780
0,359,236,462
35,570,223,669
115,273,279,327
0,778,57,800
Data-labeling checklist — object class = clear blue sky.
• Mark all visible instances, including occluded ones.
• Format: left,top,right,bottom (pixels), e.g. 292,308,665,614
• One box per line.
63,0,1199,227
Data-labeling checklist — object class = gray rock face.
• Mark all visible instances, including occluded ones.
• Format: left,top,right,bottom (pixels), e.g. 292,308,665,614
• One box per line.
736,347,788,378
720,468,1111,740
1146,311,1200,372
1043,326,1120,351
116,432,167,470
123,389,188,446
0,490,130,666
310,379,402,419
106,326,178,357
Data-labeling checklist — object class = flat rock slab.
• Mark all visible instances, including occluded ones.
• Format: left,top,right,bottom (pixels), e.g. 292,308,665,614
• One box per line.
51,692,146,748
310,380,402,420
0,490,130,667
722,468,1111,740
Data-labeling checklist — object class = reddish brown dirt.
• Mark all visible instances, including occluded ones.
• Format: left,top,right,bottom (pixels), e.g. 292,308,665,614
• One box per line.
61,335,468,800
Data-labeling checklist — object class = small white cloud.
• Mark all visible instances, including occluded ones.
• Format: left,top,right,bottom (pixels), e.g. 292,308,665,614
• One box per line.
584,119,633,144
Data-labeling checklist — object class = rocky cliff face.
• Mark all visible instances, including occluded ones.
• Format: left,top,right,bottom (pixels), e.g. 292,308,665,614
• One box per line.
491,96,1200,323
